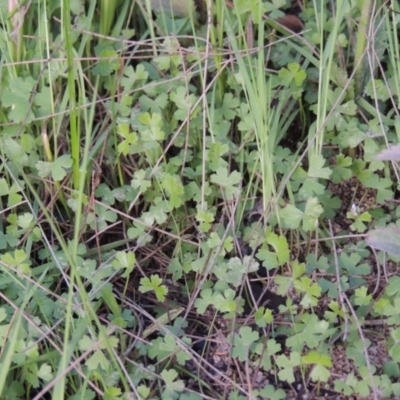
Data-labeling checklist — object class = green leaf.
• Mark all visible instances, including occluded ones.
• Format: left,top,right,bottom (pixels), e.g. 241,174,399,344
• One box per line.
306,254,330,272
285,314,330,352
279,63,306,87
26,341,39,358
117,123,138,156
267,233,290,264
280,204,303,229
137,385,151,399
256,248,279,270
196,204,215,232
348,211,371,233
112,251,136,278
1,249,31,275
298,177,326,199
308,154,332,179
154,55,171,70
131,169,151,193
127,222,152,246
257,385,285,400
148,337,171,360
86,350,109,371
161,369,184,398
104,387,122,400
116,93,133,117
338,252,370,277
218,256,257,288
38,363,53,382
94,184,114,205
139,274,168,301
161,173,184,208
36,154,73,181
384,361,400,378
334,118,365,148
354,286,372,306
309,364,331,382
208,232,225,251
302,351,332,367
294,276,321,308
158,334,191,365
255,307,273,327
3,137,29,167
275,274,293,296
217,93,240,120
142,197,169,225
170,86,198,120
34,86,53,118
266,338,281,356
239,327,259,345
213,287,243,315
207,142,229,171
17,212,34,230
87,204,117,231
139,112,165,141
386,276,400,297
365,79,390,101
194,288,213,313
231,327,259,361
78,335,94,351
0,178,9,196
0,308,7,323
92,46,119,76
302,197,323,231
210,167,242,200
291,259,311,278
121,64,149,91
140,92,168,114
276,352,301,383
331,154,353,183
1,76,35,123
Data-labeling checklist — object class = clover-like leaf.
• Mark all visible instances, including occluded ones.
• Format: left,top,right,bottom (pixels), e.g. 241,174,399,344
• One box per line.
276,352,301,383
303,197,323,231
294,276,322,308
308,154,332,179
303,351,332,382
161,173,184,208
139,112,165,141
38,363,53,382
279,63,306,87
280,204,303,229
34,86,53,118
161,369,185,398
1,249,31,275
210,167,242,200
86,350,109,371
1,76,35,123
139,274,168,301
170,86,198,120
117,123,138,156
86,204,117,231
36,154,73,181
231,327,259,361
92,46,119,76
112,251,136,278
121,64,149,91
131,169,151,193
196,203,215,233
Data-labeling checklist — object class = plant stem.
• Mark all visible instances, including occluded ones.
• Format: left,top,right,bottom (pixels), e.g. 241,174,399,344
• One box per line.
354,0,373,94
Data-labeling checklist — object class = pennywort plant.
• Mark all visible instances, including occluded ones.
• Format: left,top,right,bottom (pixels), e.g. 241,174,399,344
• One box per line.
0,0,400,399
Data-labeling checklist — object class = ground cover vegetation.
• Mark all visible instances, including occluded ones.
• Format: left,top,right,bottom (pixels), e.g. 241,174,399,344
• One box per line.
0,0,400,399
